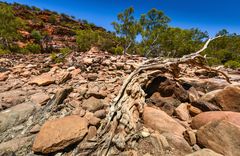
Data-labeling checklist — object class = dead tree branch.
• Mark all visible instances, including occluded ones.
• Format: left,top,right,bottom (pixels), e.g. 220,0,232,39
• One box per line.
94,36,230,156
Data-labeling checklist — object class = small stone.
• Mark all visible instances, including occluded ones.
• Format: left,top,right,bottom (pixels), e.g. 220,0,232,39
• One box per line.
141,131,150,138
84,111,101,126
29,73,55,86
175,103,191,121
87,73,98,81
83,58,93,65
0,72,8,81
188,105,202,116
183,130,196,146
30,124,41,134
94,109,106,119
67,66,76,72
86,126,97,140
71,68,81,78
30,93,50,106
82,97,104,112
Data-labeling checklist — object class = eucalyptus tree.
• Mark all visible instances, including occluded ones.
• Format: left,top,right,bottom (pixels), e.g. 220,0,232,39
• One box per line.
112,7,141,54
139,8,170,56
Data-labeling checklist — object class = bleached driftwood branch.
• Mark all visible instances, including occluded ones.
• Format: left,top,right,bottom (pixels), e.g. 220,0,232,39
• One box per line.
94,36,230,156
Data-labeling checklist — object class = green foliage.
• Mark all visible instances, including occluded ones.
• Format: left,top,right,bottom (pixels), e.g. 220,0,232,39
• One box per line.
23,43,41,54
49,14,57,24
112,7,141,54
0,3,24,50
224,60,240,69
59,47,71,55
111,46,124,55
206,57,222,66
31,29,42,43
216,29,229,37
76,29,98,51
0,48,10,54
76,29,121,53
204,35,240,65
50,47,71,63
139,8,170,56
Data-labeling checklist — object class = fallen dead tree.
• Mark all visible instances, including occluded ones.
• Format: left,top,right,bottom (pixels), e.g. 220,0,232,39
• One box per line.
92,36,231,155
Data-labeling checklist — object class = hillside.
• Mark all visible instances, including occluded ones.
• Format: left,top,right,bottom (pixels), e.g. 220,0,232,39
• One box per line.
0,2,108,54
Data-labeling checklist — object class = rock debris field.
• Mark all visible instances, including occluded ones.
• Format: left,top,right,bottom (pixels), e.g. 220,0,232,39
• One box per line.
1,48,240,156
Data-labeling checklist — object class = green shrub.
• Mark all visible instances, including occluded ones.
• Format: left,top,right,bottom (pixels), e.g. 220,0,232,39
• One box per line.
110,46,123,55
207,57,221,66
50,47,71,63
76,29,123,53
31,30,42,43
24,43,41,53
76,30,98,51
224,60,240,69
59,47,71,55
49,14,57,24
0,48,10,54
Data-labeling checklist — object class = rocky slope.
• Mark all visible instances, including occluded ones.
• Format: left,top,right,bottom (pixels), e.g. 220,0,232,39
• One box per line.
1,2,105,52
1,48,240,156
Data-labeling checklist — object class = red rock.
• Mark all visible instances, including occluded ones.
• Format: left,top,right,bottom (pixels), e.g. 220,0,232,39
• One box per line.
201,85,240,112
186,149,223,156
197,120,240,156
83,58,93,65
143,106,185,136
191,111,240,129
82,96,104,112
0,72,8,81
86,126,97,140
188,105,202,116
84,111,101,126
32,115,89,154
94,109,106,119
29,73,55,86
30,93,50,106
175,103,191,121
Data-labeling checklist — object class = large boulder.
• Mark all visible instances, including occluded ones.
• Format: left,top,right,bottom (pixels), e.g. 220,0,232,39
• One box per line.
0,102,35,133
32,115,89,154
186,149,223,156
197,120,240,156
143,106,185,136
163,133,192,155
201,85,240,112
191,111,240,129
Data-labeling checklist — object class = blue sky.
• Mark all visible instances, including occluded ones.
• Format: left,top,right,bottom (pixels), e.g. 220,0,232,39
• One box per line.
2,0,240,36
